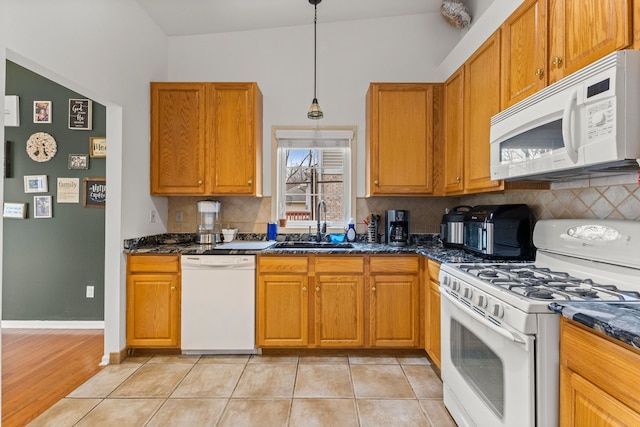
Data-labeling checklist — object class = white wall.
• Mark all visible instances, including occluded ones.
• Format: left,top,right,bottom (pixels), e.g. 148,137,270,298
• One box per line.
168,13,462,197
1,0,168,362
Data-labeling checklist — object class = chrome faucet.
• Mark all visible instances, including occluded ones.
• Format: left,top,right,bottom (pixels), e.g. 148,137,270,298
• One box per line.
316,200,327,242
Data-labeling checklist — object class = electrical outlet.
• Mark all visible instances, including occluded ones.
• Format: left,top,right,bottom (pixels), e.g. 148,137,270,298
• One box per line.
175,211,183,222
86,285,94,298
149,209,157,223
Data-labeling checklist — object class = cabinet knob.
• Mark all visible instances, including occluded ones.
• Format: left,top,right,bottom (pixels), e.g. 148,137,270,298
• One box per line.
248,179,252,185
171,286,176,291
372,286,376,292
197,180,203,185
456,176,460,182
552,56,563,68
316,287,320,292
302,286,307,291
535,68,544,78
374,180,379,185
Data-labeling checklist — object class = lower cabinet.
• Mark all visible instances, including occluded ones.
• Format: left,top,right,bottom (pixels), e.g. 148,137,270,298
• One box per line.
369,256,420,348
126,254,181,348
425,259,442,369
256,256,309,347
560,317,640,426
256,254,420,349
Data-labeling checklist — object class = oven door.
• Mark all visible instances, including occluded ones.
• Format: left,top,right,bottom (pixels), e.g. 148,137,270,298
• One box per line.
440,290,536,427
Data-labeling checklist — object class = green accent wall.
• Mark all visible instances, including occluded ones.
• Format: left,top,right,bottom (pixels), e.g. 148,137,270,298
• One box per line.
3,60,105,321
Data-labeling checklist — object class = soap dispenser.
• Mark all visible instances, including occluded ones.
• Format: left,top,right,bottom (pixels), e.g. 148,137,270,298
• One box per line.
346,218,356,242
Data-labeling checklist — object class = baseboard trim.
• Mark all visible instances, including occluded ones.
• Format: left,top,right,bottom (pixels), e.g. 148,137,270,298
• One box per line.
108,348,128,365
1,320,105,329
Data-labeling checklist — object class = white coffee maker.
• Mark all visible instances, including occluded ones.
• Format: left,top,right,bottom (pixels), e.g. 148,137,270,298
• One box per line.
196,200,221,244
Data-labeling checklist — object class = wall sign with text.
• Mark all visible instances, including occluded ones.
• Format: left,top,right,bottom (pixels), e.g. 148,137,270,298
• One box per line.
68,99,93,130
84,178,106,208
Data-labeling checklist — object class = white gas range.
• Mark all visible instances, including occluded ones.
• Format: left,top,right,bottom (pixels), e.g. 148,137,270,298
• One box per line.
439,219,640,427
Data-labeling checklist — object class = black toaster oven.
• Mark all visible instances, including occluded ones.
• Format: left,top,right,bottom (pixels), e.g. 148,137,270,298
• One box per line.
463,204,534,260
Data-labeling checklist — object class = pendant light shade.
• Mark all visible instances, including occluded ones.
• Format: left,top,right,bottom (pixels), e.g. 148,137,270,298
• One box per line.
307,0,323,119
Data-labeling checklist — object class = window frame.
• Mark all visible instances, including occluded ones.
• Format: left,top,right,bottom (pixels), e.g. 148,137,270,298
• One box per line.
272,126,357,232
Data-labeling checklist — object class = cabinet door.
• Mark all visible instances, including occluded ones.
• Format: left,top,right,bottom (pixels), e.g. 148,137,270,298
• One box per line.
207,83,262,195
150,83,207,195
464,31,504,193
256,274,309,347
501,0,547,108
369,274,419,347
443,67,465,194
548,0,631,83
315,275,364,347
425,260,441,369
126,273,180,347
366,83,435,196
560,369,640,427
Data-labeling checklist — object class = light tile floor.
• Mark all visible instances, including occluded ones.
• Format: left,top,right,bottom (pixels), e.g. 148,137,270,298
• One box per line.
28,353,457,427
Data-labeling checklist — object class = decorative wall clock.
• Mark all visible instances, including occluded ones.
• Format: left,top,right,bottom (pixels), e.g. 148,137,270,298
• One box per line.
26,132,57,162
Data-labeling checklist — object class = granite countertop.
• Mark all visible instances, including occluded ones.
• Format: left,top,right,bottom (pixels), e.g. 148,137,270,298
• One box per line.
550,302,640,349
123,233,492,264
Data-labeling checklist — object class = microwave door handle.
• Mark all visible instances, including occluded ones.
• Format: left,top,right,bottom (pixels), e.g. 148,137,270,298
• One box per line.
562,90,579,163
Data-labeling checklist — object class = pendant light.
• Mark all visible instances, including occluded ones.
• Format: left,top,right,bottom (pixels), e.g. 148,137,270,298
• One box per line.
307,0,324,119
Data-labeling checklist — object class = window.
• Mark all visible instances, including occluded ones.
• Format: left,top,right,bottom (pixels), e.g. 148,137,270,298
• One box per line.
274,129,355,229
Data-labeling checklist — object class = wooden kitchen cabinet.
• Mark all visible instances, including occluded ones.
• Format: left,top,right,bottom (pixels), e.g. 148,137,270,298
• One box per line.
366,83,442,196
425,259,441,369
256,256,309,347
126,254,181,348
501,0,548,108
560,317,640,426
314,257,365,347
150,82,263,196
369,256,420,347
548,0,631,84
443,66,465,195
463,30,504,193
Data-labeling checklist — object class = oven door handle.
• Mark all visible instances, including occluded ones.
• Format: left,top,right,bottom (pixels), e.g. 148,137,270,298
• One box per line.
441,290,532,352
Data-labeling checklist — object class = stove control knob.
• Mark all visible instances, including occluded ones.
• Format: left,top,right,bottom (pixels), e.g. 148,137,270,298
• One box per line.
462,287,473,300
489,302,504,318
475,294,488,308
451,280,461,292
441,275,450,287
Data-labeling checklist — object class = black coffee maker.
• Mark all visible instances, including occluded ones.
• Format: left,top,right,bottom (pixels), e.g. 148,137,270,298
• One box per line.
385,210,410,246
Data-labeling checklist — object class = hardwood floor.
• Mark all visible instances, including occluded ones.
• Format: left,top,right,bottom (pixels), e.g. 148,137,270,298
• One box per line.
1,329,104,427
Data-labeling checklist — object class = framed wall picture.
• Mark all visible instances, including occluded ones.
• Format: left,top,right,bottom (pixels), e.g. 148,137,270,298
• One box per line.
3,202,27,219
68,99,93,130
89,137,106,158
23,175,48,193
34,195,52,218
84,177,106,208
34,101,52,123
68,154,89,170
4,141,11,178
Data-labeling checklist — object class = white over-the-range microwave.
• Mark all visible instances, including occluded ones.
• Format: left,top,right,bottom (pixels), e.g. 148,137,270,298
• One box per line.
490,49,640,181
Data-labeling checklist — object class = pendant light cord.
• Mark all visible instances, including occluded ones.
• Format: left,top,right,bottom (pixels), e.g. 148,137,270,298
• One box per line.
313,3,318,100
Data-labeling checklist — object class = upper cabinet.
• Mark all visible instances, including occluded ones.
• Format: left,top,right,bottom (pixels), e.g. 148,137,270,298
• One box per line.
548,0,632,84
501,0,548,108
443,67,465,194
366,83,443,196
150,82,263,196
463,31,504,193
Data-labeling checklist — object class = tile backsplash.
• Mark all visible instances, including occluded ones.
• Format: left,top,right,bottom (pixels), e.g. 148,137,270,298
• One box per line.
167,176,640,235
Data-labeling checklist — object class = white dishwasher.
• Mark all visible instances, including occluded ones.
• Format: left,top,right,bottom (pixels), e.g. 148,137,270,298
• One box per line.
181,254,257,354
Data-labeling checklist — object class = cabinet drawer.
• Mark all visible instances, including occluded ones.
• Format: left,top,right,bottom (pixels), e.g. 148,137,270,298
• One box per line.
258,256,308,273
427,259,441,282
315,256,364,273
370,256,419,273
127,254,180,273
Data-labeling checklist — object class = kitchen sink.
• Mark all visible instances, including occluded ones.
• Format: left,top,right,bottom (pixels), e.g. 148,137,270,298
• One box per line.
273,241,354,249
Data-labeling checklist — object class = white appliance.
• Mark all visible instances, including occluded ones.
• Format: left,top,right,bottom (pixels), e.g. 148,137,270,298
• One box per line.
439,219,640,427
181,255,257,354
490,50,640,181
